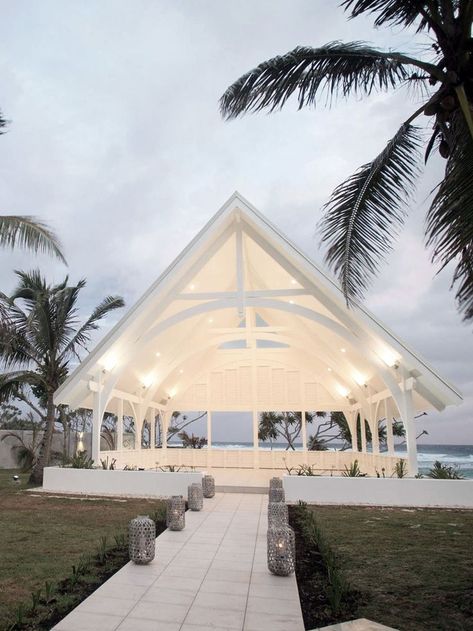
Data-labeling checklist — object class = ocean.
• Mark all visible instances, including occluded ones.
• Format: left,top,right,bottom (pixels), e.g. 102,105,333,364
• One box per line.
206,442,473,478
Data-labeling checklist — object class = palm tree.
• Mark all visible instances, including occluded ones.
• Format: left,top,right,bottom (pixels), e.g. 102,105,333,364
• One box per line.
0,270,125,483
0,111,65,262
220,1,473,321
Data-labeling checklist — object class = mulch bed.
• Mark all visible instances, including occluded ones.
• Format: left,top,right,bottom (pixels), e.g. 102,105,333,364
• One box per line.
288,505,363,629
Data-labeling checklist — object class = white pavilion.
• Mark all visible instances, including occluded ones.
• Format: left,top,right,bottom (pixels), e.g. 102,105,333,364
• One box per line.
55,193,462,477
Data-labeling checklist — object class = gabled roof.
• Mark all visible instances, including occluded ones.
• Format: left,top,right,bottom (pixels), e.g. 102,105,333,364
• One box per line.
55,192,462,416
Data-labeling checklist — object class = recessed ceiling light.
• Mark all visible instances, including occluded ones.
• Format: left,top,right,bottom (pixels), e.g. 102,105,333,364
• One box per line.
327,367,332,372
208,318,214,323
340,348,346,353
155,352,161,357
179,369,184,374
291,279,297,285
189,283,195,290
289,300,295,305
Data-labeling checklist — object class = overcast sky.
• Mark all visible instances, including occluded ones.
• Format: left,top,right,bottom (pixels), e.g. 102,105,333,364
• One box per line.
0,1,471,444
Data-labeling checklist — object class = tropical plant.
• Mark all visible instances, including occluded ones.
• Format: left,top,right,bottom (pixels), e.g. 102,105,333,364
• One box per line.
221,1,473,321
167,410,207,443
178,430,207,448
100,456,116,470
427,459,465,479
0,422,43,471
342,459,366,477
0,270,124,483
70,450,94,469
394,458,408,478
259,410,324,449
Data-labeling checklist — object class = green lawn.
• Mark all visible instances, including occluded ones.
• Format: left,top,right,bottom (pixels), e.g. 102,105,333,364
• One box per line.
312,505,473,631
0,469,165,628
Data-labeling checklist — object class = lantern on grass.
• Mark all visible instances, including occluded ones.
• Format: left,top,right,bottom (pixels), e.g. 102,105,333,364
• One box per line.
188,483,203,511
269,477,283,490
167,495,185,531
129,515,156,564
202,474,215,498
267,525,295,576
268,501,288,528
268,486,285,503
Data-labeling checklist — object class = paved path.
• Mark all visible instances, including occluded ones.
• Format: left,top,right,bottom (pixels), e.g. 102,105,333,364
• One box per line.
53,493,304,631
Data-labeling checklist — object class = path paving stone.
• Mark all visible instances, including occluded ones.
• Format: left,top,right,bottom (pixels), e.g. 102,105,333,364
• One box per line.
52,492,304,631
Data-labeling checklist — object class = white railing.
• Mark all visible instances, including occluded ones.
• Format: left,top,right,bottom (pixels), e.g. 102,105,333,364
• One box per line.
99,447,405,476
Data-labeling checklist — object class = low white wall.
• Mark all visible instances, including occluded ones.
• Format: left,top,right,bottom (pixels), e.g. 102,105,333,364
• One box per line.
43,467,203,498
283,475,473,509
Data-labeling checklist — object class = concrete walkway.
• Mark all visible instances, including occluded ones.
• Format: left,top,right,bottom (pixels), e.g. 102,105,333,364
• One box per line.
53,493,304,631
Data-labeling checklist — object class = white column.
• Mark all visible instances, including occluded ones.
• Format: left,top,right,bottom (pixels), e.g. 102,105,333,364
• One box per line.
401,381,418,476
117,399,124,450
371,418,380,454
348,410,358,452
384,399,394,455
207,411,212,469
150,408,156,449
91,388,102,464
360,413,367,453
252,409,259,469
301,411,308,463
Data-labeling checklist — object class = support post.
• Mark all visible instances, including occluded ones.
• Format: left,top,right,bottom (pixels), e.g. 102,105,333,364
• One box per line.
207,410,212,469
91,382,102,464
301,411,308,462
360,413,367,453
252,409,259,469
348,410,358,452
384,399,394,455
117,399,124,450
371,418,380,454
401,381,418,476
150,407,156,450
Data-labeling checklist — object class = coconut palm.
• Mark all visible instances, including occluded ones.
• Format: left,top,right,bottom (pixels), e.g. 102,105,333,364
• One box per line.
0,270,125,483
221,1,473,321
0,112,65,262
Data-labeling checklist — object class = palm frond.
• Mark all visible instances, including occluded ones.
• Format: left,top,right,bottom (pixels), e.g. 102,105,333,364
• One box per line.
63,295,125,356
0,216,66,263
320,123,422,303
0,110,8,134
221,42,416,119
342,1,430,28
426,114,473,320
0,371,45,403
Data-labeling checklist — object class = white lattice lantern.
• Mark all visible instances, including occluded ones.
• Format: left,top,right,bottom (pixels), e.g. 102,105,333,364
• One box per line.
202,475,215,498
269,477,283,490
267,525,295,576
188,483,203,511
167,495,185,531
268,487,285,503
128,515,156,564
268,501,288,528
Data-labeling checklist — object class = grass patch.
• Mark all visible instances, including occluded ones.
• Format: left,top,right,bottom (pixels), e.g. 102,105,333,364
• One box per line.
305,505,473,631
0,469,166,629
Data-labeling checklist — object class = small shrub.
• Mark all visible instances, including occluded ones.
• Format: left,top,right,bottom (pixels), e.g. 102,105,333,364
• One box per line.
342,460,366,477
427,460,464,480
100,456,117,470
69,451,94,469
394,459,408,478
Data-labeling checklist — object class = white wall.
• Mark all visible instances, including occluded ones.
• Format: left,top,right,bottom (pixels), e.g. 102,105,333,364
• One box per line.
43,467,203,498
283,475,473,509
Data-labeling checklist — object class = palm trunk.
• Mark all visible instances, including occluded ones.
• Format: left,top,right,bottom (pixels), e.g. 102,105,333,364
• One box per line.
29,392,55,485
